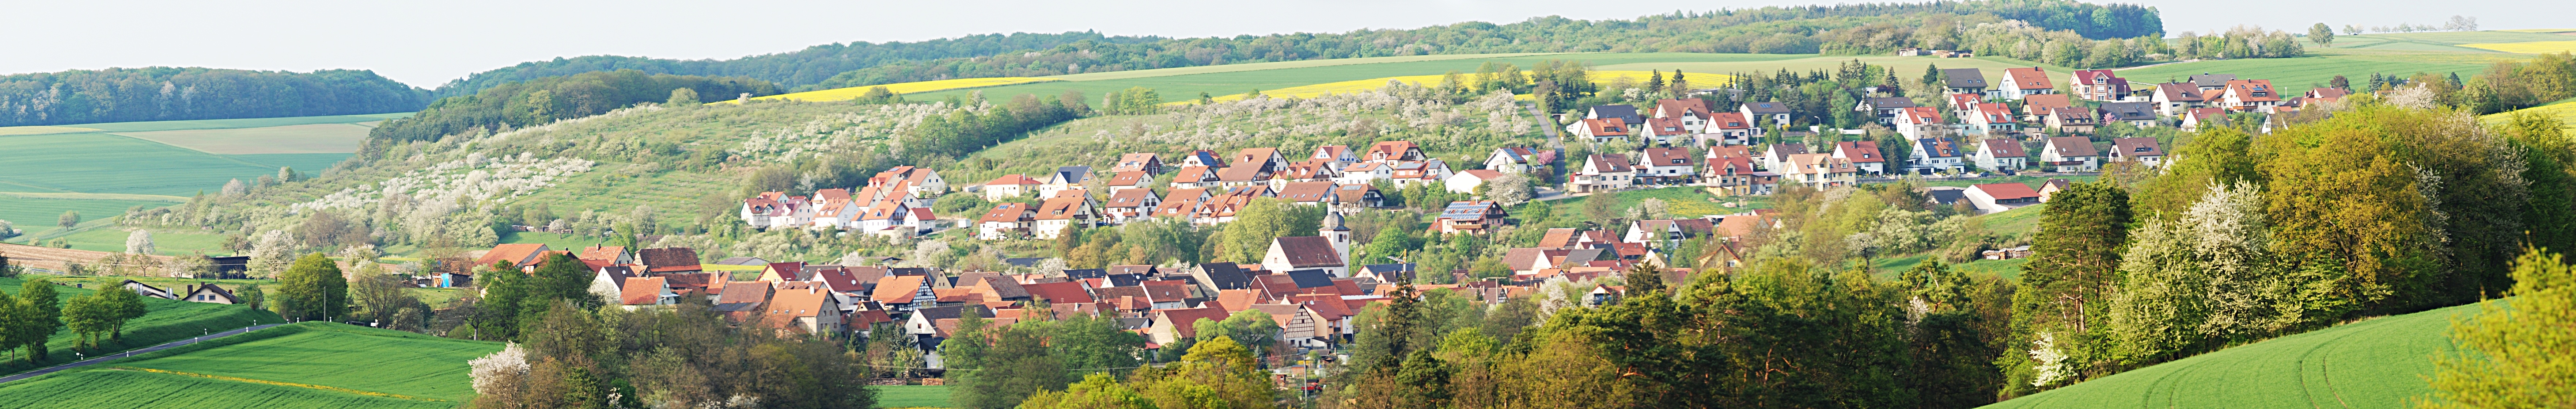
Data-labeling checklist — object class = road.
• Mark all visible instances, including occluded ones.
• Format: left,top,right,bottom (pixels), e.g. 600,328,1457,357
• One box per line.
0,324,284,384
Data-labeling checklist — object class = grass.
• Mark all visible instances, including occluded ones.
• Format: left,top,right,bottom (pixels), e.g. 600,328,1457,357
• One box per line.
0,196,175,240
1978,302,2478,409
0,126,105,136
1921,175,2096,188
53,228,232,255
2117,54,2488,97
496,231,616,251
107,323,504,401
1976,202,2047,237
40,113,410,133
904,52,1793,103
0,133,337,196
2482,98,2576,130
1600,54,2079,87
0,368,453,409
2355,31,2576,46
1182,70,1738,104
110,123,374,154
876,385,954,408
739,77,1066,103
0,275,285,377
2459,40,2576,54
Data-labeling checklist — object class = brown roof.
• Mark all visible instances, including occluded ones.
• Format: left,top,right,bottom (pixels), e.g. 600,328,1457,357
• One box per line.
1112,153,1160,172
1035,197,1088,221
1581,118,1630,137
1272,236,1344,268
1215,163,1266,182
1141,280,1193,301
870,275,929,304
1981,139,2027,158
2112,137,2164,157
578,246,625,263
1539,228,1579,248
2003,67,2052,89
1640,147,1694,167
637,248,700,272
1107,171,1149,187
1106,188,1158,209
1368,141,1420,160
763,286,831,329
1157,307,1232,339
1586,154,1633,173
1022,281,1094,303
1277,181,1335,203
1172,166,1217,183
1656,98,1712,119
980,203,1033,223
716,282,773,305
976,276,1032,299
476,244,549,268
2047,137,2099,157
2022,94,2073,115
621,277,668,305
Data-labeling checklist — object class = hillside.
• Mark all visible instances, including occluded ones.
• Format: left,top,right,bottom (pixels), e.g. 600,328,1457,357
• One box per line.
0,322,501,409
0,276,284,377
0,113,408,251
0,68,428,127
1979,302,2476,408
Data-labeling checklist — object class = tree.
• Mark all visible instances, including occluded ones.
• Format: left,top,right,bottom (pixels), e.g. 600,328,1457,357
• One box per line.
665,87,699,105
529,253,600,311
274,253,349,322
125,230,154,255
1585,191,1622,223
56,211,77,229
1134,335,1274,409
95,286,148,341
62,294,114,349
1015,373,1152,409
2330,75,2350,90
2008,180,2131,390
1486,173,1533,206
2307,23,2335,47
2419,248,2576,409
18,278,60,361
236,284,265,311
221,178,247,196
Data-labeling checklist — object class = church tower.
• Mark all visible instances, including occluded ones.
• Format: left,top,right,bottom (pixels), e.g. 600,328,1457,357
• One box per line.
1321,211,1353,265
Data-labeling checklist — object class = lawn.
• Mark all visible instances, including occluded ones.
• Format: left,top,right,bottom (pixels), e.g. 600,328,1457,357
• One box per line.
50,228,232,255
904,52,1792,103
1978,302,2477,409
877,385,954,408
0,276,284,377
0,133,333,196
0,368,452,409
111,123,374,154
2117,53,2489,96
0,196,173,240
109,323,504,401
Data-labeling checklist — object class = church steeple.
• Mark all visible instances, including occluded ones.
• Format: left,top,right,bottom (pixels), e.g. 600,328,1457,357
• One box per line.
1322,211,1352,267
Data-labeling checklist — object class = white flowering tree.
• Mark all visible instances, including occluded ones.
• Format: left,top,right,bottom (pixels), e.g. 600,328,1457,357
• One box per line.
125,230,154,255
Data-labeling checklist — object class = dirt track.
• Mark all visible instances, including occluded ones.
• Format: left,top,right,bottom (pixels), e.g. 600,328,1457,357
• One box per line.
0,243,173,272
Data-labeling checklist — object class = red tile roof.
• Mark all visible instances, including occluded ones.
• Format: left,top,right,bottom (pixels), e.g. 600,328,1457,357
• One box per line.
1022,281,1095,303
1973,183,2042,200
621,277,668,305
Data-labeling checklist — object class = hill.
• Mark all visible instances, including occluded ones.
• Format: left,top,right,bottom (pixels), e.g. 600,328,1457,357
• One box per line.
0,68,428,127
0,113,407,247
0,276,284,377
0,322,501,409
1978,302,2474,408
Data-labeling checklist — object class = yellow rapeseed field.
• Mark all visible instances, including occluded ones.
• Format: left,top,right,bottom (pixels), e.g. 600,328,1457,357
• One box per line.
721,77,1064,104
1182,70,1735,104
2459,40,2576,54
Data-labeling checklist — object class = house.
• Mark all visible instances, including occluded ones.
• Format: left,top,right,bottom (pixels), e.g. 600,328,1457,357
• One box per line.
764,285,844,335
1168,166,1221,189
977,203,1036,240
1636,146,1698,184
1642,117,1692,145
637,248,702,274
1738,102,1793,127
1365,141,1427,163
1653,98,1714,132
2039,137,2100,172
1585,105,1644,126
1213,161,1270,187
2182,107,2230,131
2209,80,2282,112
2109,137,2166,168
2097,102,2159,127
1039,166,1095,198
1854,96,1919,124
1103,188,1162,223
1780,153,1859,186
2289,88,2352,109
1437,200,1508,234
1111,153,1164,174
590,265,644,303
1974,139,2028,171
2187,74,2238,93
178,283,239,304
1701,112,1761,145
870,274,937,311
1966,103,2019,135
2069,69,2131,101
2150,83,2206,116
1332,162,1391,186
620,276,680,308
1265,233,1350,279
1948,93,1985,118
1446,169,1507,194
1277,180,1338,206
1830,141,1886,174
1760,143,1808,172
1311,145,1360,164
1705,146,1778,196
1147,307,1232,345
1569,154,1636,193
1624,218,1715,249
1030,196,1095,239
1386,160,1454,187
1909,138,1967,174
2022,94,2073,122
1942,68,1991,97
475,244,551,272
1105,171,1153,192
870,165,950,196
1181,150,1224,168
981,174,1043,200
1235,147,1288,172
2037,178,2075,202
1894,106,1945,139
1574,118,1632,143
2044,107,2098,134
1483,147,1552,175
1996,67,2054,100
1330,183,1393,212
1964,182,2043,214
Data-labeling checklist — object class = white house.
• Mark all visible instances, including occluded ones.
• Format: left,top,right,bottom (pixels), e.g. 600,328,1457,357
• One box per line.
1909,138,1967,174
1995,67,2054,100
1973,139,2028,171
2039,137,2099,172
1446,169,1508,194
1568,154,1636,193
1483,147,1549,175
1963,182,2042,214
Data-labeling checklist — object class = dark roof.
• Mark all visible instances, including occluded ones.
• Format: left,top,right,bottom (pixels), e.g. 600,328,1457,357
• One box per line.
1022,281,1095,303
2098,102,2156,120
717,283,773,305
1285,270,1337,288
1942,68,1988,88
916,305,997,321
1003,257,1048,267
978,276,1031,299
1741,102,1791,114
1196,262,1254,290
1862,96,1917,109
1062,268,1109,279
638,248,700,271
2188,73,2238,88
1273,236,1345,268
889,267,932,276
1588,105,1641,122
190,283,239,302
1926,188,1967,205
1056,165,1093,183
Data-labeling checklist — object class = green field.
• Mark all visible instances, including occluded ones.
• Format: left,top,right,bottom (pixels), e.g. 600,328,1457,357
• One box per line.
0,369,453,409
2117,51,2492,96
0,113,409,134
113,123,375,154
0,196,174,240
905,52,1804,102
0,276,284,376
110,323,504,401
877,385,954,408
50,228,233,255
0,133,341,196
1980,302,2476,409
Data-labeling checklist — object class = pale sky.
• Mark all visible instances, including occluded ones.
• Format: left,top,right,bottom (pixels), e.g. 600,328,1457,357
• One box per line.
3,0,2555,88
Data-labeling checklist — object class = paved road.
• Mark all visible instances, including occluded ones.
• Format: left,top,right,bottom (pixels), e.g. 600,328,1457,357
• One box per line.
0,324,284,384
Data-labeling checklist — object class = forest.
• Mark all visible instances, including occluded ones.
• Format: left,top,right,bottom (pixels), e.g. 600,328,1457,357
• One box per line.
0,67,429,127
363,70,783,152
429,0,2168,95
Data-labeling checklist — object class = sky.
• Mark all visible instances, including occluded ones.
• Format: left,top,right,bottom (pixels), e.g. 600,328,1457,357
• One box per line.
4,0,2556,88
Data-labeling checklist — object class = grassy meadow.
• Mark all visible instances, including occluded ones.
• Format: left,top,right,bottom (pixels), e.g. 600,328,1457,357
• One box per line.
0,196,176,240
111,323,503,401
2117,49,2501,96
876,385,955,408
1978,302,2475,408
112,123,375,154
49,228,232,255
0,114,408,244
739,77,1065,103
902,52,1798,103
0,276,284,376
0,369,454,409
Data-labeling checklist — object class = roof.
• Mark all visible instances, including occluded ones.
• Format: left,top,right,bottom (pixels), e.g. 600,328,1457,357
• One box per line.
1971,183,2042,200
980,203,1033,223
2113,137,2165,157
1141,280,1194,301
1214,162,1267,182
1581,118,1630,137
1585,154,1633,173
1277,181,1335,203
716,282,773,305
1709,112,1754,129
1440,200,1502,221
1454,169,1504,183
1741,101,1791,115
1157,307,1232,339
1588,104,1640,121
986,174,1042,186
2155,83,2204,102
1640,147,1695,167
2023,94,2073,114
1832,141,1882,163
870,274,929,303
2189,73,2238,88
1196,262,1254,290
1022,281,1094,303
637,248,700,272
1035,197,1088,221
1941,68,1988,88
2047,137,2099,157
2224,80,2280,102
1106,188,1158,209
1861,96,1917,109
1898,106,1943,124
1272,236,1345,268
578,246,626,263
1980,139,2027,158
2098,102,2156,121
763,287,831,329
2071,69,2125,85
1916,138,1963,158
1113,153,1160,171
1107,171,1149,187
1926,187,1967,204
2003,67,2052,89
476,244,549,268
621,277,669,305
1368,141,1421,160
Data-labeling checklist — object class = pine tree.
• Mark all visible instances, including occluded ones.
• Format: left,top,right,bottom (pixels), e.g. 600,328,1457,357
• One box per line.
1922,64,1942,87
2368,73,2386,92
1645,70,1666,97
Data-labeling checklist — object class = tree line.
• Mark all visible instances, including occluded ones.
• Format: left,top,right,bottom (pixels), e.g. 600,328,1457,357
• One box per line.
362,69,781,157
0,67,429,127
